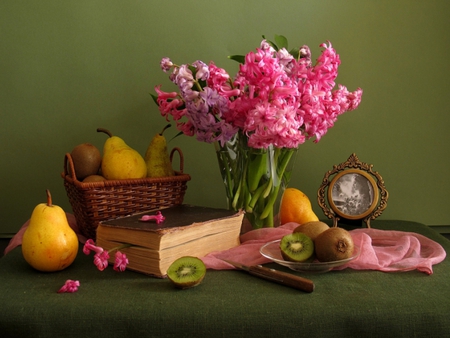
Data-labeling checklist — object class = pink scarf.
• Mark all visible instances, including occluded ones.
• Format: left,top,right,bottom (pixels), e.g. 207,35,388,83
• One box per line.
5,216,446,275
201,222,446,275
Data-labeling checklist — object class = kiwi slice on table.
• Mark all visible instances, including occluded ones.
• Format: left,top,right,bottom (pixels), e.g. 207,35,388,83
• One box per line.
167,256,206,289
280,232,314,262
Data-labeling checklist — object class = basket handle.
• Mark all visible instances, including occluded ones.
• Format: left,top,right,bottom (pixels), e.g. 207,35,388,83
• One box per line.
170,147,185,173
63,153,80,182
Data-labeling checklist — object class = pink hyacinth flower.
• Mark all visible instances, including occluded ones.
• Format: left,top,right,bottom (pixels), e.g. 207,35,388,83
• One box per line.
113,251,129,272
83,239,103,255
57,279,80,293
93,251,110,271
139,211,165,224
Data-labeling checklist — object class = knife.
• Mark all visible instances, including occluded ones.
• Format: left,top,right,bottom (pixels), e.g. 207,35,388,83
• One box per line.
222,259,315,293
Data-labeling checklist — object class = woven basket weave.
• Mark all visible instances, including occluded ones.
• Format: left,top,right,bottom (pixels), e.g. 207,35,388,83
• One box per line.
62,147,190,240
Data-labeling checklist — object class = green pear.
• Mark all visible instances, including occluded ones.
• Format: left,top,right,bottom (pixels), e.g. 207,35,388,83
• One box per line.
22,190,79,272
97,128,147,180
145,124,175,178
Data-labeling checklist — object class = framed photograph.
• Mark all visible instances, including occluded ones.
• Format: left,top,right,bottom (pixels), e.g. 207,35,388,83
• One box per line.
328,169,379,220
317,153,389,228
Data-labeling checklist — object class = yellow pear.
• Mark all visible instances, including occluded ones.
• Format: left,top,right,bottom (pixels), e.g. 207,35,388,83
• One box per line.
97,128,147,180
22,190,79,272
145,124,175,178
279,188,320,225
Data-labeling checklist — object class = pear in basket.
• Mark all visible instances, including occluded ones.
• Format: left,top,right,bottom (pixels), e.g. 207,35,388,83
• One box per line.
97,128,147,180
145,124,175,178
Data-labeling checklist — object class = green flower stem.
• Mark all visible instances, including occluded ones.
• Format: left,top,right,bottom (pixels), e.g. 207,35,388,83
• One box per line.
215,142,234,209
246,183,267,212
259,148,295,220
108,243,132,253
247,151,267,192
215,134,297,229
262,175,273,199
231,178,242,210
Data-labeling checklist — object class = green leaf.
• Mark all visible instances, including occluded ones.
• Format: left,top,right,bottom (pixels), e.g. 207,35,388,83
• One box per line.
168,131,184,143
289,47,300,60
274,34,288,50
150,93,158,105
262,35,278,51
228,54,246,64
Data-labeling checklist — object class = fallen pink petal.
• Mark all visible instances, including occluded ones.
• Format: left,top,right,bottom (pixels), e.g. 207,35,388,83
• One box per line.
139,211,165,224
93,251,110,271
57,280,80,293
113,251,129,272
83,239,103,255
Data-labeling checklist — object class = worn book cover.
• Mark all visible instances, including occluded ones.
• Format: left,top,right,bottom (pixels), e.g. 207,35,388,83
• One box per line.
96,204,244,277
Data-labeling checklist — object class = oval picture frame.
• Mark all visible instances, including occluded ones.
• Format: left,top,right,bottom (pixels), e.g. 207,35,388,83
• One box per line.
318,153,388,228
328,169,379,220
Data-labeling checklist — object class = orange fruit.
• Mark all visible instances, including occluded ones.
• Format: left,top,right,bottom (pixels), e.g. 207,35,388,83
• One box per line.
280,188,319,225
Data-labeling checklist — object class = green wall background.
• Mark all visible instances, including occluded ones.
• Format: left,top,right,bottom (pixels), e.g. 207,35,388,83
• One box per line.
1,0,449,234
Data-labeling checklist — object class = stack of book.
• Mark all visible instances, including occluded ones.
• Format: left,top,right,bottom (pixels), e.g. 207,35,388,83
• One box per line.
96,205,244,277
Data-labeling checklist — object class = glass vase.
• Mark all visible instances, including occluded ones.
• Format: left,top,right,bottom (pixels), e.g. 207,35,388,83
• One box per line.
215,132,297,230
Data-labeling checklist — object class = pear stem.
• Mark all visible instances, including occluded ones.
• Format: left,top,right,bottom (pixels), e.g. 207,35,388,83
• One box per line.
46,189,53,207
97,128,113,138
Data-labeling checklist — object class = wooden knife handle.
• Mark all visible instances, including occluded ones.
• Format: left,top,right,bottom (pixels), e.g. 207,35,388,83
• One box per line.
248,265,315,293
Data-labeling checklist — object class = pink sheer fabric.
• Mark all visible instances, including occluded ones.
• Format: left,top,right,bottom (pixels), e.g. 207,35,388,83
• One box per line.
5,217,446,275
201,222,446,275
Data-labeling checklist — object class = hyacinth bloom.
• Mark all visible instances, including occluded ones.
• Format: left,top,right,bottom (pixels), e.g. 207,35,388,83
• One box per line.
93,251,110,271
154,38,362,149
138,211,165,223
153,36,362,228
83,239,131,272
57,280,80,293
113,251,129,272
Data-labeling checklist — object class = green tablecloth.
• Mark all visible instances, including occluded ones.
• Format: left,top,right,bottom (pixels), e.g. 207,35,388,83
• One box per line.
0,220,449,338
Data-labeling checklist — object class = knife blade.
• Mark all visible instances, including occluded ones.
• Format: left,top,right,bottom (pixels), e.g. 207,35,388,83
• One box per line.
222,259,315,293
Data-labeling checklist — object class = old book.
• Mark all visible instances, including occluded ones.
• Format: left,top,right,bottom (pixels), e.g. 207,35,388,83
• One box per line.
96,204,244,277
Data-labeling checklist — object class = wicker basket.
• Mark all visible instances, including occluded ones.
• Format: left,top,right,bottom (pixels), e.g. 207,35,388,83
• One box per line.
62,147,190,240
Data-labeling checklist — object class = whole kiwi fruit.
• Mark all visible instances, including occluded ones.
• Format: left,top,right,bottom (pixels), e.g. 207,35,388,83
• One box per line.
314,227,354,262
167,256,206,289
279,232,314,262
70,143,102,181
82,174,106,183
293,221,330,242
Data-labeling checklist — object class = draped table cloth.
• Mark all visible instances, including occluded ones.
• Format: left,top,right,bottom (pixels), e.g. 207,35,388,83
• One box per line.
0,220,449,338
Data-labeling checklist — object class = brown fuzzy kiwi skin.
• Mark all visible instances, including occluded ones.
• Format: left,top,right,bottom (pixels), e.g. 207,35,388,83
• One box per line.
293,221,330,241
71,143,102,181
82,174,106,183
314,227,355,262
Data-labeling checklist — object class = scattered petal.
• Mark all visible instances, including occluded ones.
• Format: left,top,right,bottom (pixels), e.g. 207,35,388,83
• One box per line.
113,251,129,272
57,280,80,293
93,251,110,271
83,239,103,255
139,211,165,224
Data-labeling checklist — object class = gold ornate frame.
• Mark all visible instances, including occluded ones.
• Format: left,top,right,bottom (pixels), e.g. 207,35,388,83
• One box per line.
317,153,389,228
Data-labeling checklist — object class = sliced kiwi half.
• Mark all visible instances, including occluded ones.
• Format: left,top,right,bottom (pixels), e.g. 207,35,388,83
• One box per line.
279,232,314,262
167,256,206,289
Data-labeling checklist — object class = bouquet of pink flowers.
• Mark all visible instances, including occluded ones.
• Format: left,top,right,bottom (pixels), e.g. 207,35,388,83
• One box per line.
154,35,362,149
153,35,363,229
